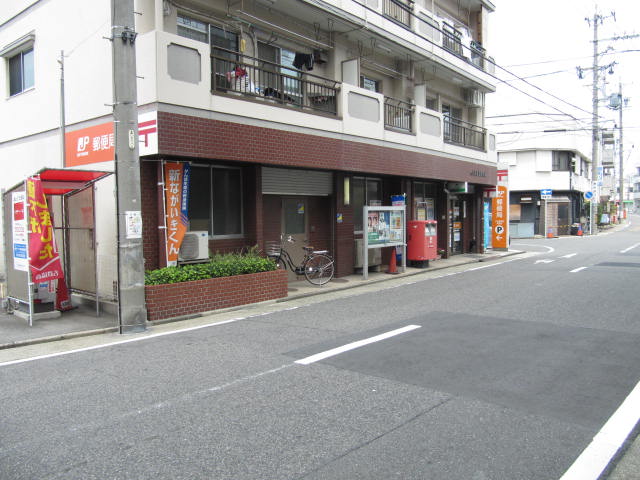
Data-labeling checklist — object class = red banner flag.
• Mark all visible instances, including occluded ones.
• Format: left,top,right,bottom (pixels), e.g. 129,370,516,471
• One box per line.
26,176,72,311
27,176,64,282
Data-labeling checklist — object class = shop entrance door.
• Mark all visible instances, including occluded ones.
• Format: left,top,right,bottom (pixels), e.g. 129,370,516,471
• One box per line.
282,198,307,280
450,197,463,254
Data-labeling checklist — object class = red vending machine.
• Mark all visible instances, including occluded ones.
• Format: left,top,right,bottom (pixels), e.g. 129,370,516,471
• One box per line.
407,220,438,267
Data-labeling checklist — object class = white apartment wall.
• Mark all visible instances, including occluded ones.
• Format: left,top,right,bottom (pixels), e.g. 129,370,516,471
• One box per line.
0,0,113,143
503,149,591,193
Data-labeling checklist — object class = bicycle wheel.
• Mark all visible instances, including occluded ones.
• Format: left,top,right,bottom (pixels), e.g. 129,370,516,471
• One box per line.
270,255,286,270
303,254,334,285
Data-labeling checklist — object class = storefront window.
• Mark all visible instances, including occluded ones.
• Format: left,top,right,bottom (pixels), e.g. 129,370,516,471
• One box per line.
352,177,382,231
188,165,243,237
413,181,437,221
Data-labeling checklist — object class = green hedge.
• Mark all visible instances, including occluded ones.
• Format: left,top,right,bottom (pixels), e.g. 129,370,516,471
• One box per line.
145,251,278,285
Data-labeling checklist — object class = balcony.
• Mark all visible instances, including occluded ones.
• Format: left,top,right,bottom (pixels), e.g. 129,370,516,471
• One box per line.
384,97,414,132
211,47,340,116
443,117,486,151
382,0,412,27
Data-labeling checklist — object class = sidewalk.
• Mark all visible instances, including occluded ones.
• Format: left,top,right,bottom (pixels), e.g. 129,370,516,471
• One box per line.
0,249,519,350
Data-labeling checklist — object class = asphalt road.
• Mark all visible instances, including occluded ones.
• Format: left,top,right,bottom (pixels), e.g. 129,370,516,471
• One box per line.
1,217,639,480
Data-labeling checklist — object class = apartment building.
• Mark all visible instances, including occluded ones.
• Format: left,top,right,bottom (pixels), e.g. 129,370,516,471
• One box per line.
1,0,497,295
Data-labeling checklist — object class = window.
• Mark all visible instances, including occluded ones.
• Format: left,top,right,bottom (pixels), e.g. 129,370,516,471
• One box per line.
352,177,382,231
177,14,208,43
9,48,34,96
413,182,437,220
188,166,243,237
360,75,380,93
552,151,571,171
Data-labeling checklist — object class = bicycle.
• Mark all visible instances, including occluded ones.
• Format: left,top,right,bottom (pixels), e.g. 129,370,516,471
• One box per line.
266,235,335,285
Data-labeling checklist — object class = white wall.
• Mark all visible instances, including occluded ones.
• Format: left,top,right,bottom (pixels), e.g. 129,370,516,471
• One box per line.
0,0,113,143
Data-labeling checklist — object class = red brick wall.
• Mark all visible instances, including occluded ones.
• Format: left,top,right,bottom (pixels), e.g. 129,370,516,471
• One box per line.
157,112,497,185
145,269,288,321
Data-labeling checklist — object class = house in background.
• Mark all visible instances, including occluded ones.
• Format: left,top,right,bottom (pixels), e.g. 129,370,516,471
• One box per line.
1,0,498,300
499,148,591,237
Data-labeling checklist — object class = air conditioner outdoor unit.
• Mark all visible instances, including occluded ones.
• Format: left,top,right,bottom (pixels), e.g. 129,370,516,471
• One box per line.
464,88,484,107
178,231,209,262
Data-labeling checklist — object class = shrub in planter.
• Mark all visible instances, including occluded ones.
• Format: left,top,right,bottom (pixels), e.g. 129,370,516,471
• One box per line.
145,250,277,285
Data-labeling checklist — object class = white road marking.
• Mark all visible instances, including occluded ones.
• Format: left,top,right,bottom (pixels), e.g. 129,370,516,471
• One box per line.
559,380,640,480
535,259,555,264
295,325,421,365
0,315,254,368
570,267,588,273
620,242,640,254
561,253,578,259
512,244,555,254
468,263,501,271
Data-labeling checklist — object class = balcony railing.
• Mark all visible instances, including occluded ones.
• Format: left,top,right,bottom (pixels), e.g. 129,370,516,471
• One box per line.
383,0,412,27
211,47,339,115
443,117,486,150
384,97,414,132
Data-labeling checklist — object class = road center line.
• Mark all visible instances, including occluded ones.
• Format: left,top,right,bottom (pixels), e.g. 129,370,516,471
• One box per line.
620,242,640,254
570,267,588,273
295,325,421,365
561,253,578,258
559,380,640,480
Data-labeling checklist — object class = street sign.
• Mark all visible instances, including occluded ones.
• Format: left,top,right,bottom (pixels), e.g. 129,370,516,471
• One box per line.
540,188,552,200
584,191,594,200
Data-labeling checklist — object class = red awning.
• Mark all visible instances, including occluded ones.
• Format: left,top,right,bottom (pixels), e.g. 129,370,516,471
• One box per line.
34,168,112,195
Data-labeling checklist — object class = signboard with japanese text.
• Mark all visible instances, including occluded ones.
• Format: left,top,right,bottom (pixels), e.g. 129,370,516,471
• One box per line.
64,112,158,167
12,191,28,272
491,185,508,250
164,162,191,265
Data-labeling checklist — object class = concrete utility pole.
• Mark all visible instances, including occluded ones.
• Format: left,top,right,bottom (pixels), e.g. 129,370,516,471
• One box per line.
58,50,65,167
617,82,624,219
590,12,600,235
111,0,147,333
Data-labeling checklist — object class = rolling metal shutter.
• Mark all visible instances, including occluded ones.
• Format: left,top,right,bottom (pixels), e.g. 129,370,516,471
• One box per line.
262,167,333,196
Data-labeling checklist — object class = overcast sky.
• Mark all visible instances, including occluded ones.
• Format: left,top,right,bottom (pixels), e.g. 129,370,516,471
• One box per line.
487,0,640,168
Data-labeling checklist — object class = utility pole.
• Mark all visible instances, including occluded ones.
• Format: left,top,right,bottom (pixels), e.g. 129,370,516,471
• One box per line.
111,0,147,333
617,82,624,221
58,50,65,167
590,12,599,235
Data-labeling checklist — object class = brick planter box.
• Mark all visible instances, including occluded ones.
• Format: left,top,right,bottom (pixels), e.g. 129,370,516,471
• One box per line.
145,269,288,322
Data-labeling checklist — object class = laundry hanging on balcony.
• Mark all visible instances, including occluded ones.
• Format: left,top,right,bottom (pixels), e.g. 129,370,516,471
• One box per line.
293,53,314,71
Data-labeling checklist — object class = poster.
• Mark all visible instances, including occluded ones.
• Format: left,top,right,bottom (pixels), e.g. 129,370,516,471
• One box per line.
12,191,28,272
125,211,142,239
368,211,391,244
390,211,403,242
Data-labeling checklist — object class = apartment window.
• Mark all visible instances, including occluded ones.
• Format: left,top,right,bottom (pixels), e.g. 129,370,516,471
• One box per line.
552,151,571,171
360,75,381,93
8,48,34,96
352,177,382,231
177,14,208,43
189,166,243,237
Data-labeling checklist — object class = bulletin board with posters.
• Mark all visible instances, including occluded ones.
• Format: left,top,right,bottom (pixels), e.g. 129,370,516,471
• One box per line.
362,205,406,279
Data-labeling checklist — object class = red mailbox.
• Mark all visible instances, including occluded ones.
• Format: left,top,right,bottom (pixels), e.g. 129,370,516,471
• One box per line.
407,220,438,263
